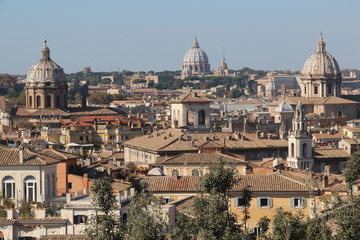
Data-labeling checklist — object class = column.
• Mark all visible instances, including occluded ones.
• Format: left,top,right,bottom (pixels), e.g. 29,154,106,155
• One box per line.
194,111,199,128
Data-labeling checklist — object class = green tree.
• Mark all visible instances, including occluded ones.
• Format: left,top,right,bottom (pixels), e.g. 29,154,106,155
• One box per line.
272,207,305,240
257,216,271,239
125,191,166,240
87,92,114,105
86,178,123,240
193,158,243,240
334,196,360,240
342,150,360,194
132,79,147,84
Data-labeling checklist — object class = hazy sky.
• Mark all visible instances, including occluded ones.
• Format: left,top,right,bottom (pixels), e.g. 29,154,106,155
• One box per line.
0,0,359,74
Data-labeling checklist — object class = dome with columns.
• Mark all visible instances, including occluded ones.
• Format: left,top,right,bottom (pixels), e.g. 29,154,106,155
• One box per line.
182,38,210,78
26,41,66,83
302,35,341,79
183,38,209,64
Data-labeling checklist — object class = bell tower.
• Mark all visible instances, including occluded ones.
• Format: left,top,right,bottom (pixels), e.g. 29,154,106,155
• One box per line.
287,102,313,170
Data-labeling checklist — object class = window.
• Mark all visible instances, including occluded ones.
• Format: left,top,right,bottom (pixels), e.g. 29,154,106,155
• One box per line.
256,197,272,208
24,176,37,202
234,197,250,207
339,162,345,172
51,173,56,197
74,215,88,224
198,110,206,125
251,153,259,159
67,182,72,189
251,227,262,236
46,95,51,108
291,143,294,158
80,136,84,141
36,95,41,107
290,197,306,208
314,86,318,94
192,169,199,176
163,198,174,204
46,175,50,197
171,169,179,176
2,176,15,199
303,143,307,158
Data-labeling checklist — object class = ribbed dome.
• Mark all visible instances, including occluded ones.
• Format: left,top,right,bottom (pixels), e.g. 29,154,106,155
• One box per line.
26,41,66,83
302,35,341,79
183,38,209,63
275,100,293,112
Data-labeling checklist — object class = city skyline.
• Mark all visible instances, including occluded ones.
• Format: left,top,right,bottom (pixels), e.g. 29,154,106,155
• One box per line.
1,0,360,74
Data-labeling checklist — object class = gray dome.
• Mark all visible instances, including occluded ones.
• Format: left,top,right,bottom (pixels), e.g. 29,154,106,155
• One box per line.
183,38,209,63
147,167,164,176
26,41,66,83
302,36,341,79
275,100,293,112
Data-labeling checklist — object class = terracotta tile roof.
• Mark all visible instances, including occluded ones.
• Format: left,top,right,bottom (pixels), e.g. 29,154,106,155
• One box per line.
15,108,70,117
40,235,90,240
312,96,358,105
124,129,288,153
170,196,196,217
171,92,212,103
0,218,67,224
339,138,359,145
38,149,79,160
67,107,126,116
313,148,350,159
142,176,200,192
142,174,309,193
341,125,360,133
160,152,246,165
0,148,60,166
312,132,345,139
105,152,124,160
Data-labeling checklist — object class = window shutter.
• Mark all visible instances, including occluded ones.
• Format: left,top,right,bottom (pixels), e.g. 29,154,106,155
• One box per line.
302,198,307,208
256,198,260,207
268,198,273,208
234,198,239,207
73,216,77,224
290,198,295,208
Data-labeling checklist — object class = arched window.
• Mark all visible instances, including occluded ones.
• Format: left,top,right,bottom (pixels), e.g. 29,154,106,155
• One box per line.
46,175,50,197
51,173,56,197
0,231,4,240
192,169,199,176
36,95,41,108
171,169,179,177
29,96,33,108
46,95,51,108
291,143,294,158
304,86,307,94
303,143,307,158
24,176,37,202
2,176,15,199
198,110,205,125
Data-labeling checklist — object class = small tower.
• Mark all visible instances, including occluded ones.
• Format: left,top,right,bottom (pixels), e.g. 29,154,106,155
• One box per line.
265,78,276,99
273,99,294,140
287,102,313,170
170,92,211,130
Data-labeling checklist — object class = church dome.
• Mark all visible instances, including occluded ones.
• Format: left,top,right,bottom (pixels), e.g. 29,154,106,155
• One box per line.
275,100,293,112
302,35,341,79
26,41,66,83
183,38,209,64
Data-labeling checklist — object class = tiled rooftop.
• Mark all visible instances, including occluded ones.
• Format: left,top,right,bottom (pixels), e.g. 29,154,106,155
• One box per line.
0,148,60,166
142,174,309,193
160,152,246,165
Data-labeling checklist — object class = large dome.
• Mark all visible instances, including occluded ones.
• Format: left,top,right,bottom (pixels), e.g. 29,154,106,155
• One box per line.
26,41,66,83
302,36,341,79
183,38,209,63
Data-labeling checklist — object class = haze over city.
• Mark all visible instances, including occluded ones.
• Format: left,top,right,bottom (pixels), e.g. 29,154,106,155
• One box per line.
1,0,360,74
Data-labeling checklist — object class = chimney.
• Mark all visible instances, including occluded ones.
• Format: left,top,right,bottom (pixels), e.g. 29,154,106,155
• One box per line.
19,146,24,164
325,165,330,177
323,175,329,189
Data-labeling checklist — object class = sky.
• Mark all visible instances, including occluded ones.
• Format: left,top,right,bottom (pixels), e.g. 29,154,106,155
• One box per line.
0,0,360,74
